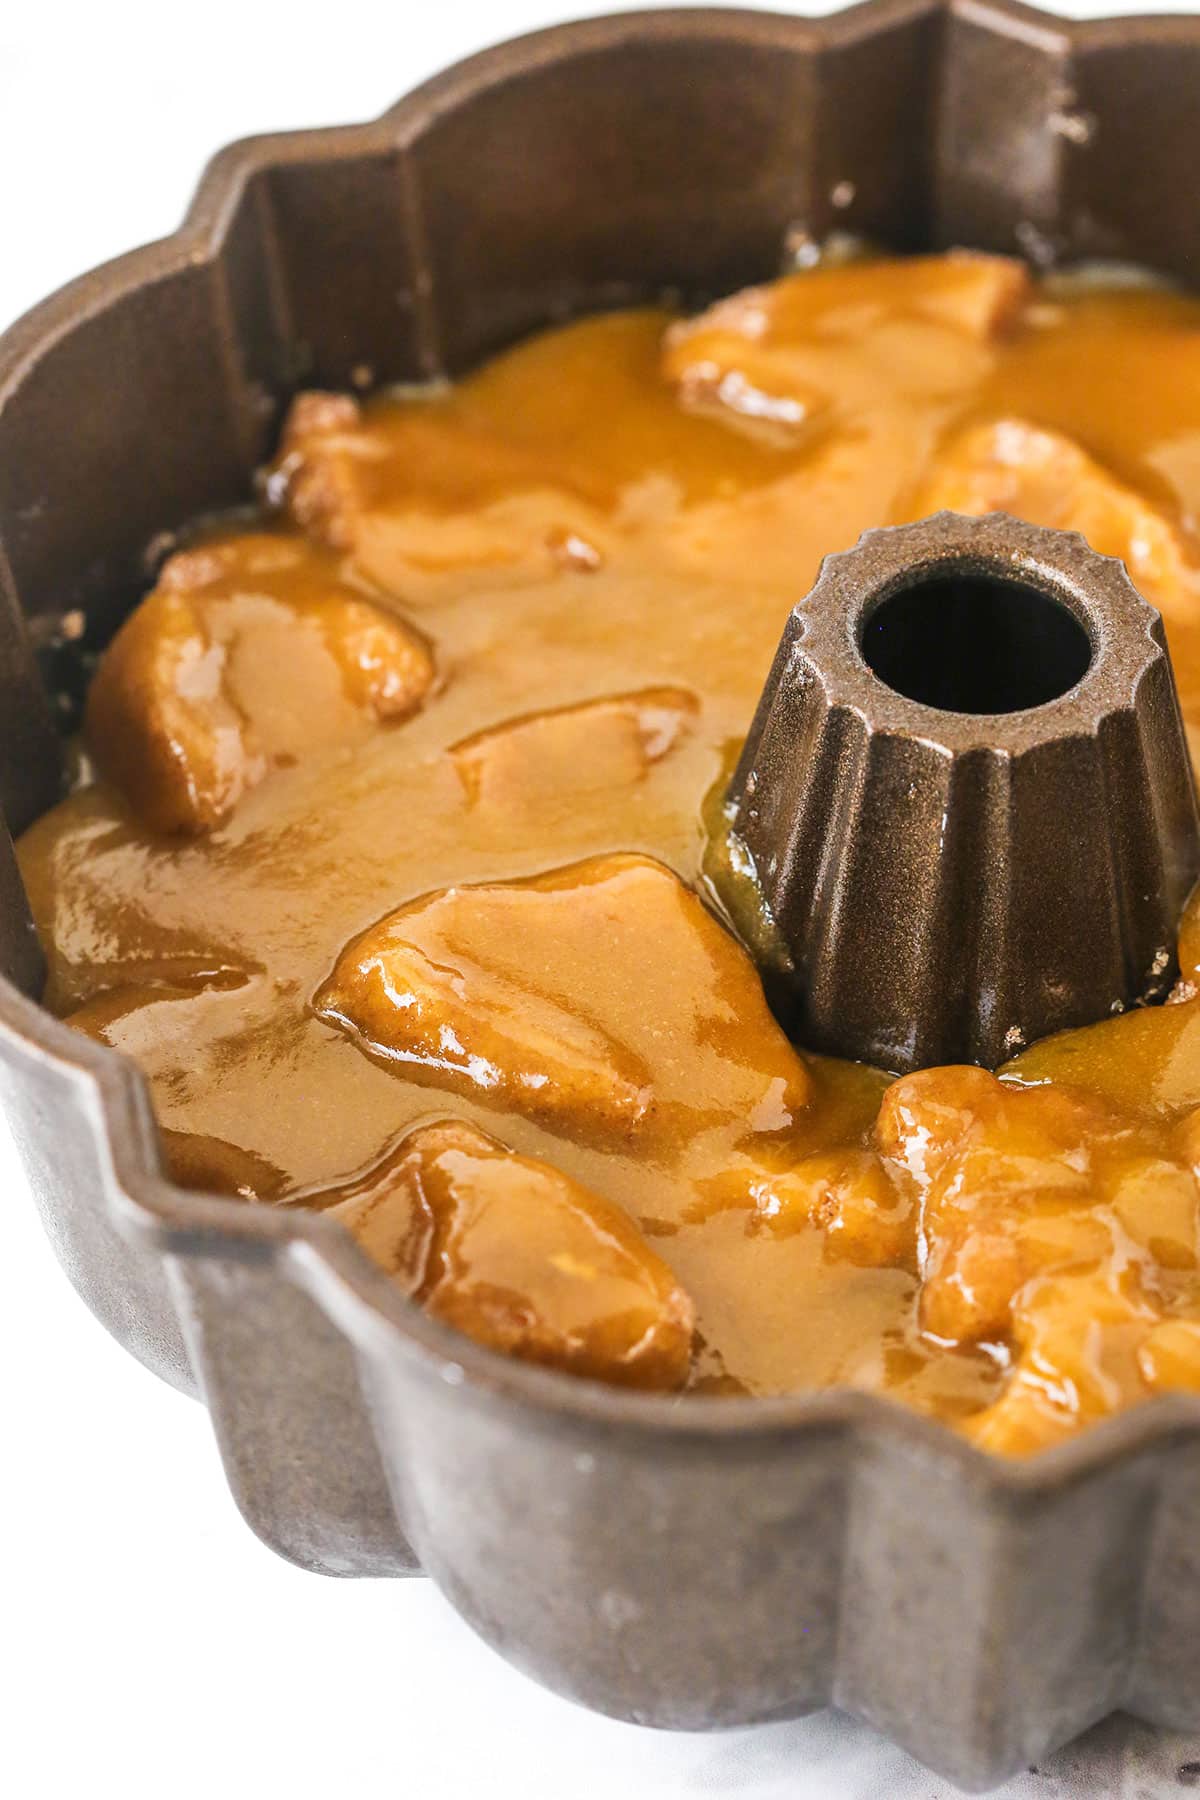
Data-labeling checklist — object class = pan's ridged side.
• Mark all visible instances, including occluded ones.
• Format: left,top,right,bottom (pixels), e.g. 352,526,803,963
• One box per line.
167,1252,419,1575
1,7,1199,1788
835,1432,1172,1785
1127,1437,1200,1727
935,0,1073,257
0,1012,193,1390
363,1366,856,1727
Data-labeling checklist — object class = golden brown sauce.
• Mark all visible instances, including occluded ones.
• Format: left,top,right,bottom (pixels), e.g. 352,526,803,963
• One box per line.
20,252,1200,1451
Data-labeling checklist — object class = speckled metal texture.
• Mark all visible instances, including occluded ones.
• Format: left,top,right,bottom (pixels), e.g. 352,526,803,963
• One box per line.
721,511,1200,1071
1,5,1200,1791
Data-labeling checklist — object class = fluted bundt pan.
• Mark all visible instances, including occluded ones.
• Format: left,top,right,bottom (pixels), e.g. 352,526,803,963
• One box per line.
2,4,1200,1789
719,511,1200,1070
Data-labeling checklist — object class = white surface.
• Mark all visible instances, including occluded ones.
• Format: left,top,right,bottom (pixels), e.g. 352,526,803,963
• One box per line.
2,4,1199,1796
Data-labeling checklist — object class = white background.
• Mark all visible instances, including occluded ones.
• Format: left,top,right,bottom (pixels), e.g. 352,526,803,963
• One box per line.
2,4,1199,1796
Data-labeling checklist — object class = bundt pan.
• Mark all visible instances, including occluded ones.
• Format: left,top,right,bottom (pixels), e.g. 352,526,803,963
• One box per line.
2,2,1200,1789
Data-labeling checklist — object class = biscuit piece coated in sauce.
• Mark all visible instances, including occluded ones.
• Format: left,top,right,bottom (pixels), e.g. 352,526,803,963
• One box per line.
314,853,812,1147
319,1118,696,1390
748,1148,914,1270
917,417,1200,625
663,252,1029,429
273,389,610,584
449,687,698,811
86,534,435,834
877,1067,1200,1452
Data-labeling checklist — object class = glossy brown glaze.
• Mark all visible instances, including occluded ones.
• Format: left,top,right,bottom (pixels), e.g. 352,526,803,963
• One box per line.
19,252,1200,1452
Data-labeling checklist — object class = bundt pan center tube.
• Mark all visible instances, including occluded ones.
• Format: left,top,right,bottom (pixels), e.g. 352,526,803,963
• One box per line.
720,509,1200,1070
2,3,1200,1790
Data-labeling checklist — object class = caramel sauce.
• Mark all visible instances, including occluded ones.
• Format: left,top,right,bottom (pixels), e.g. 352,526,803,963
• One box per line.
19,253,1200,1450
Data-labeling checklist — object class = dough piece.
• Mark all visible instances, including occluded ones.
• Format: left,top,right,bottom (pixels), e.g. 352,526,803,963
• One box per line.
663,252,1029,430
1138,1318,1200,1392
877,1065,1200,1453
314,854,812,1146
879,1067,1130,1342
269,392,367,551
86,534,435,833
748,1149,914,1269
916,417,1200,624
322,1119,695,1389
272,391,611,587
449,687,697,811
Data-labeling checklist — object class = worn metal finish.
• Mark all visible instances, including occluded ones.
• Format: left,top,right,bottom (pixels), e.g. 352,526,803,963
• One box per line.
1,4,1200,1788
721,512,1200,1071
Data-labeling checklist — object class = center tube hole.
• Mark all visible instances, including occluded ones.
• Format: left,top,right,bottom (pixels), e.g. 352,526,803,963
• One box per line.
860,573,1093,715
